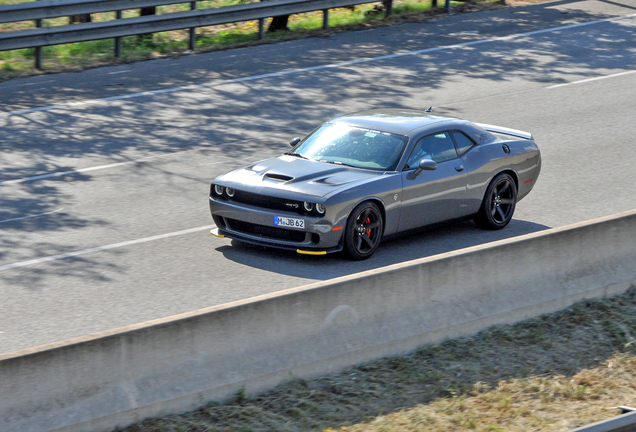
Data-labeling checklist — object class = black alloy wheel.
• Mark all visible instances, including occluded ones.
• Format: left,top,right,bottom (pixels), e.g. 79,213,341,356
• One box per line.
474,173,517,230
344,202,384,260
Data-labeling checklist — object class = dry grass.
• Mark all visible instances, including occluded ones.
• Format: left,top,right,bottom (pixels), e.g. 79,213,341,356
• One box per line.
335,356,636,431
120,287,636,432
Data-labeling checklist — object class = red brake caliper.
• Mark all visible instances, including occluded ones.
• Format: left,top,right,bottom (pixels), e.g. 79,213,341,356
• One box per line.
365,217,371,237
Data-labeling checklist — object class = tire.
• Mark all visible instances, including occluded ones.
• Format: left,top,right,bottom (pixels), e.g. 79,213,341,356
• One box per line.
344,202,384,260
474,173,517,230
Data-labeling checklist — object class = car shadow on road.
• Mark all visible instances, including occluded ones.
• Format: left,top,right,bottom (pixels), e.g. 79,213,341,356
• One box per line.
216,218,550,281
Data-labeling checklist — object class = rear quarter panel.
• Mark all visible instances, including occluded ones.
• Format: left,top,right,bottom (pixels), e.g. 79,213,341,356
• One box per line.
462,139,541,214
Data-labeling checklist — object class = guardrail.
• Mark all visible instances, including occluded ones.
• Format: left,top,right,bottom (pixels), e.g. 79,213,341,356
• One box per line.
569,407,636,432
0,0,451,70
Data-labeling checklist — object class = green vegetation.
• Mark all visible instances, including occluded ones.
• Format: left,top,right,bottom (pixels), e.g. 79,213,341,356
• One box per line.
120,287,636,432
0,0,495,81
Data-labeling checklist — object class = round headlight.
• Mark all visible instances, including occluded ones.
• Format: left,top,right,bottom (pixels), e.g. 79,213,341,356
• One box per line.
315,203,326,214
214,185,224,195
226,187,235,198
303,202,314,212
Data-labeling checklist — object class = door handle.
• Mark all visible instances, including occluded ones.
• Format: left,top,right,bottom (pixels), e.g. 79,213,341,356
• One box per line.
455,165,465,172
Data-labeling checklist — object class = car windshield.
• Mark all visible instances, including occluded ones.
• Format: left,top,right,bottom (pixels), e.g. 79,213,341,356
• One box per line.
291,123,408,171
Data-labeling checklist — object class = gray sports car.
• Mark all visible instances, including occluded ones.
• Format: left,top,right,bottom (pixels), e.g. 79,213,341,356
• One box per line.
209,109,541,260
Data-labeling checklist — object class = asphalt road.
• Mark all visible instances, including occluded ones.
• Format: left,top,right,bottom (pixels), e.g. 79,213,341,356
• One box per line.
1,0,635,355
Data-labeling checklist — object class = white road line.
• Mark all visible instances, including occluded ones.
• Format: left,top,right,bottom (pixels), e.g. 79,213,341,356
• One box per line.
19,80,55,87
0,134,285,185
0,208,63,224
0,225,216,272
197,156,275,167
196,160,246,166
0,150,190,186
1,13,635,118
546,69,636,89
0,161,145,186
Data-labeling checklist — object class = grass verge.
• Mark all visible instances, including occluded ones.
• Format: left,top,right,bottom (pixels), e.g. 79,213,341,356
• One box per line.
120,287,636,432
0,0,504,82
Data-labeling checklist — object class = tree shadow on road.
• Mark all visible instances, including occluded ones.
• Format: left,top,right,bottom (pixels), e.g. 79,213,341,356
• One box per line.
0,0,633,291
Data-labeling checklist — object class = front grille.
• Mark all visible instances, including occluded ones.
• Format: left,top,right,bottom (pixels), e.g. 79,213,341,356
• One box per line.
231,190,304,214
226,218,306,242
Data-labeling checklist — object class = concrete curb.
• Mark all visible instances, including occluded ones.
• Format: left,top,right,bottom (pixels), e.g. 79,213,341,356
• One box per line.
2,209,636,432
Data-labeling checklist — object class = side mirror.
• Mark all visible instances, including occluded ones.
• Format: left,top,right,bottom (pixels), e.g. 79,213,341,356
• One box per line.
289,137,301,147
414,158,437,176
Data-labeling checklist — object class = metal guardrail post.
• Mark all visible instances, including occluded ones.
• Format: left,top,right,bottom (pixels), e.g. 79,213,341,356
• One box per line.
322,8,328,29
35,18,42,69
1,0,425,53
189,1,196,50
114,10,122,57
258,0,264,40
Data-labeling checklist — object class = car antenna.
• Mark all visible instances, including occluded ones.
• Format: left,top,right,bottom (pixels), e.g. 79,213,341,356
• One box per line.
424,106,433,113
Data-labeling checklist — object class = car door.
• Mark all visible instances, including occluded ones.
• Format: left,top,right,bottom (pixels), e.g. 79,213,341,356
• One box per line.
398,131,468,231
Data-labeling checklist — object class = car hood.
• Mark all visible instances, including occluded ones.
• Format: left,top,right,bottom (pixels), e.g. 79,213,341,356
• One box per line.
215,155,384,199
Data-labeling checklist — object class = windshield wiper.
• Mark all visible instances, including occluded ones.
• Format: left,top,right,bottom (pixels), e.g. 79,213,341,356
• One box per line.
285,152,310,160
321,160,357,168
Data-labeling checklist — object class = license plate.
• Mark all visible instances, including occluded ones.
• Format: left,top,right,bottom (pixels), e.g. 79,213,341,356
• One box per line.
274,216,305,229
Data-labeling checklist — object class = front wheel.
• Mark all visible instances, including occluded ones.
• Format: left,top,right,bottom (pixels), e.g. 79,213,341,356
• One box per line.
344,202,384,260
474,173,517,230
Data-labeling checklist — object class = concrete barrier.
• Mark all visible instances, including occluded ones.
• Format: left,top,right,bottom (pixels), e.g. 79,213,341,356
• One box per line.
2,209,636,432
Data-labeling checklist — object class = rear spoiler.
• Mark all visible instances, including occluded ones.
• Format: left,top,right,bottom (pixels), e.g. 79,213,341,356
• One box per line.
476,123,534,140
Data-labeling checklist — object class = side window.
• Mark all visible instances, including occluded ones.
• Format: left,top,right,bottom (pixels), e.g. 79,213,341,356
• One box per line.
406,132,458,168
450,130,476,156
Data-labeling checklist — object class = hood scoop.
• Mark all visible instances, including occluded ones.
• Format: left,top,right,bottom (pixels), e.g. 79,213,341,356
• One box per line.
264,173,294,182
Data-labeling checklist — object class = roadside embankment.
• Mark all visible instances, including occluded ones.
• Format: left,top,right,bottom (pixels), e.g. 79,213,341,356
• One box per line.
2,209,636,432
124,288,636,432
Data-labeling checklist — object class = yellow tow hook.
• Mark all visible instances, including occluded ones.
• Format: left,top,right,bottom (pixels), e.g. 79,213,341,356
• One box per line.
296,249,327,255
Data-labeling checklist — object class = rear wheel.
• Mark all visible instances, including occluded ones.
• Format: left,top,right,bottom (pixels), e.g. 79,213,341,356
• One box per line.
344,202,383,260
474,173,517,230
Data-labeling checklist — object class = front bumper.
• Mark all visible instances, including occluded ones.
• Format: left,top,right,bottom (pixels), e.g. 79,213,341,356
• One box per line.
209,197,344,253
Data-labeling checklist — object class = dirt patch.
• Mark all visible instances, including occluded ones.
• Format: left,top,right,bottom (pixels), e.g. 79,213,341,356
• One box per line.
120,287,636,432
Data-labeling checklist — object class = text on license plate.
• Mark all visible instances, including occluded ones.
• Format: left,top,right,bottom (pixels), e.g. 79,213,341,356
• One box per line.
274,216,305,229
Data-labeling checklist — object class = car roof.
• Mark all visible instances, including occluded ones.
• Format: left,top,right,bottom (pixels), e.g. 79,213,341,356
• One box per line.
329,109,458,136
